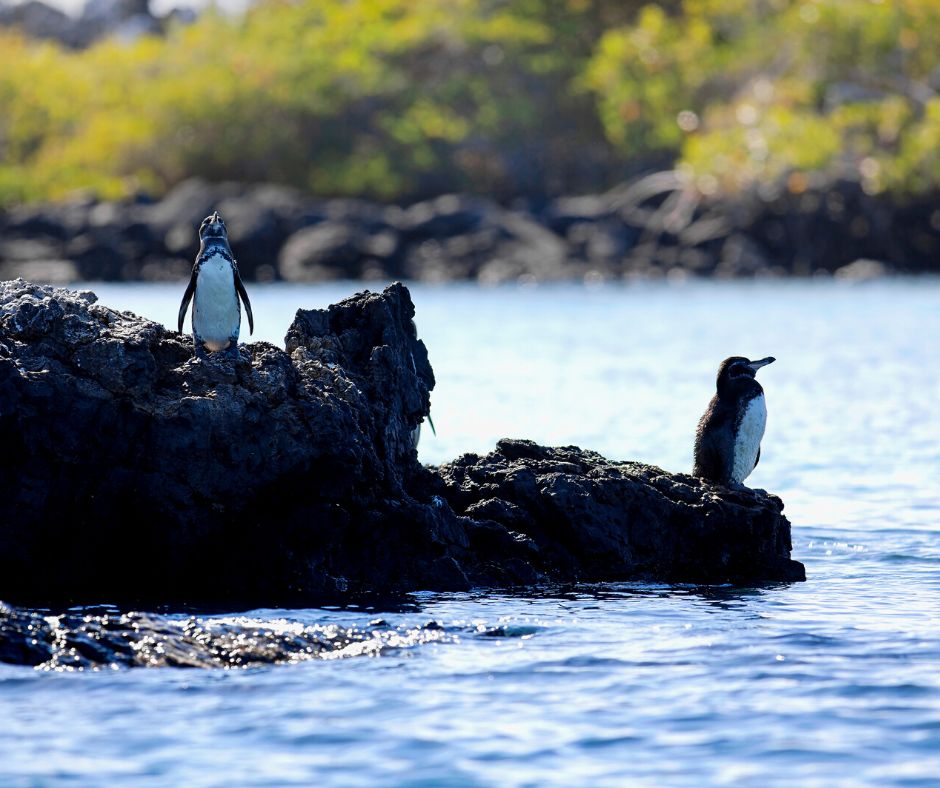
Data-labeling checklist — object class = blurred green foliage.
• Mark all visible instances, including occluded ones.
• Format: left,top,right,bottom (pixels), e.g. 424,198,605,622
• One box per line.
1,0,939,205
587,0,940,196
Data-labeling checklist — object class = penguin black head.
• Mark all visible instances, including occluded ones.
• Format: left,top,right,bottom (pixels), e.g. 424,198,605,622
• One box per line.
198,211,227,242
717,355,775,381
716,356,774,394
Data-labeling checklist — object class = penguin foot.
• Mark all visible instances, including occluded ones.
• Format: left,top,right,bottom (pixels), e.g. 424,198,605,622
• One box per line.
729,481,765,496
192,334,209,361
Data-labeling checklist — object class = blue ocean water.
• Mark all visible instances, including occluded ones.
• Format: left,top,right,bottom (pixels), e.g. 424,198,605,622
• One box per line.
1,278,938,786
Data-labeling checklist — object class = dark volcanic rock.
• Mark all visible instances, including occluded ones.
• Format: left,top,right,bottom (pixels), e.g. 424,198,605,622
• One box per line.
0,0,72,44
3,177,934,284
0,0,170,49
0,278,803,609
397,194,573,283
0,602,455,669
0,278,442,605
279,220,400,282
277,199,404,282
434,440,805,585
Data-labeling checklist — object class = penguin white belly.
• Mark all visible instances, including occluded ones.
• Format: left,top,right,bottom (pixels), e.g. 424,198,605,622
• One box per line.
732,394,766,484
193,254,239,351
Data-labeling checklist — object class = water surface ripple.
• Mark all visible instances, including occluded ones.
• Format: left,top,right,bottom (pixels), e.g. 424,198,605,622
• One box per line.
1,278,937,786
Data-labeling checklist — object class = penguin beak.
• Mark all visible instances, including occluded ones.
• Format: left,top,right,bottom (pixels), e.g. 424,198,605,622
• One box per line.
747,357,775,372
203,212,224,237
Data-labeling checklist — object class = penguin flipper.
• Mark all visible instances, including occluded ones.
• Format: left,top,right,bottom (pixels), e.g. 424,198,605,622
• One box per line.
753,445,761,471
177,268,197,333
234,268,254,335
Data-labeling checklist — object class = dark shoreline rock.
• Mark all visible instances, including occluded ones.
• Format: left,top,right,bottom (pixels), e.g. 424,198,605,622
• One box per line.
0,602,458,669
0,0,186,50
1,177,936,285
0,278,804,613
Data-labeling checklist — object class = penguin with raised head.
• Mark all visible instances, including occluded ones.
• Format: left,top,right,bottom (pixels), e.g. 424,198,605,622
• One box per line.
178,211,253,360
693,356,775,488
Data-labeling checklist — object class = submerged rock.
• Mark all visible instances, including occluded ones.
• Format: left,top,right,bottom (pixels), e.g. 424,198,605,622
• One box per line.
0,602,454,669
0,278,803,610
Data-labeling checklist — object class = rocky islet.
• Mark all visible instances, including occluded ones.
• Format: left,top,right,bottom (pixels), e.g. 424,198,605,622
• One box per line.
0,277,804,613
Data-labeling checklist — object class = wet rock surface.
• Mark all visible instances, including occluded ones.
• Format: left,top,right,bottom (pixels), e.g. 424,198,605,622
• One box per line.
0,278,803,619
0,602,456,669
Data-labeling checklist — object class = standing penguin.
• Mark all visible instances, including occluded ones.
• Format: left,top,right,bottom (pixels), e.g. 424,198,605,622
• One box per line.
693,356,775,487
177,211,254,360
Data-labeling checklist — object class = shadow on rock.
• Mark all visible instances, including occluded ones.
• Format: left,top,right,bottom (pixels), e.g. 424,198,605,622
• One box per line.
0,278,803,612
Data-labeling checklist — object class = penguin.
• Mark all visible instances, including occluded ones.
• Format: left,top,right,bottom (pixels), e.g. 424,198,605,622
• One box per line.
693,356,775,488
177,211,253,360
411,413,437,451
408,318,436,450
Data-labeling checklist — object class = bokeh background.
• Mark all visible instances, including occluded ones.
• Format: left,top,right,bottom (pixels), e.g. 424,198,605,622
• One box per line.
1,0,939,284
2,8,940,785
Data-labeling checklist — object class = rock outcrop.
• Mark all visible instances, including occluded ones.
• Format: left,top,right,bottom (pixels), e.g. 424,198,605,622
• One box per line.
0,278,803,609
430,440,804,586
0,277,444,605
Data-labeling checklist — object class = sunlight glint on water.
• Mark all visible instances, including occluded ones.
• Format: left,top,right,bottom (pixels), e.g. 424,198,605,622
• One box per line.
1,278,936,786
